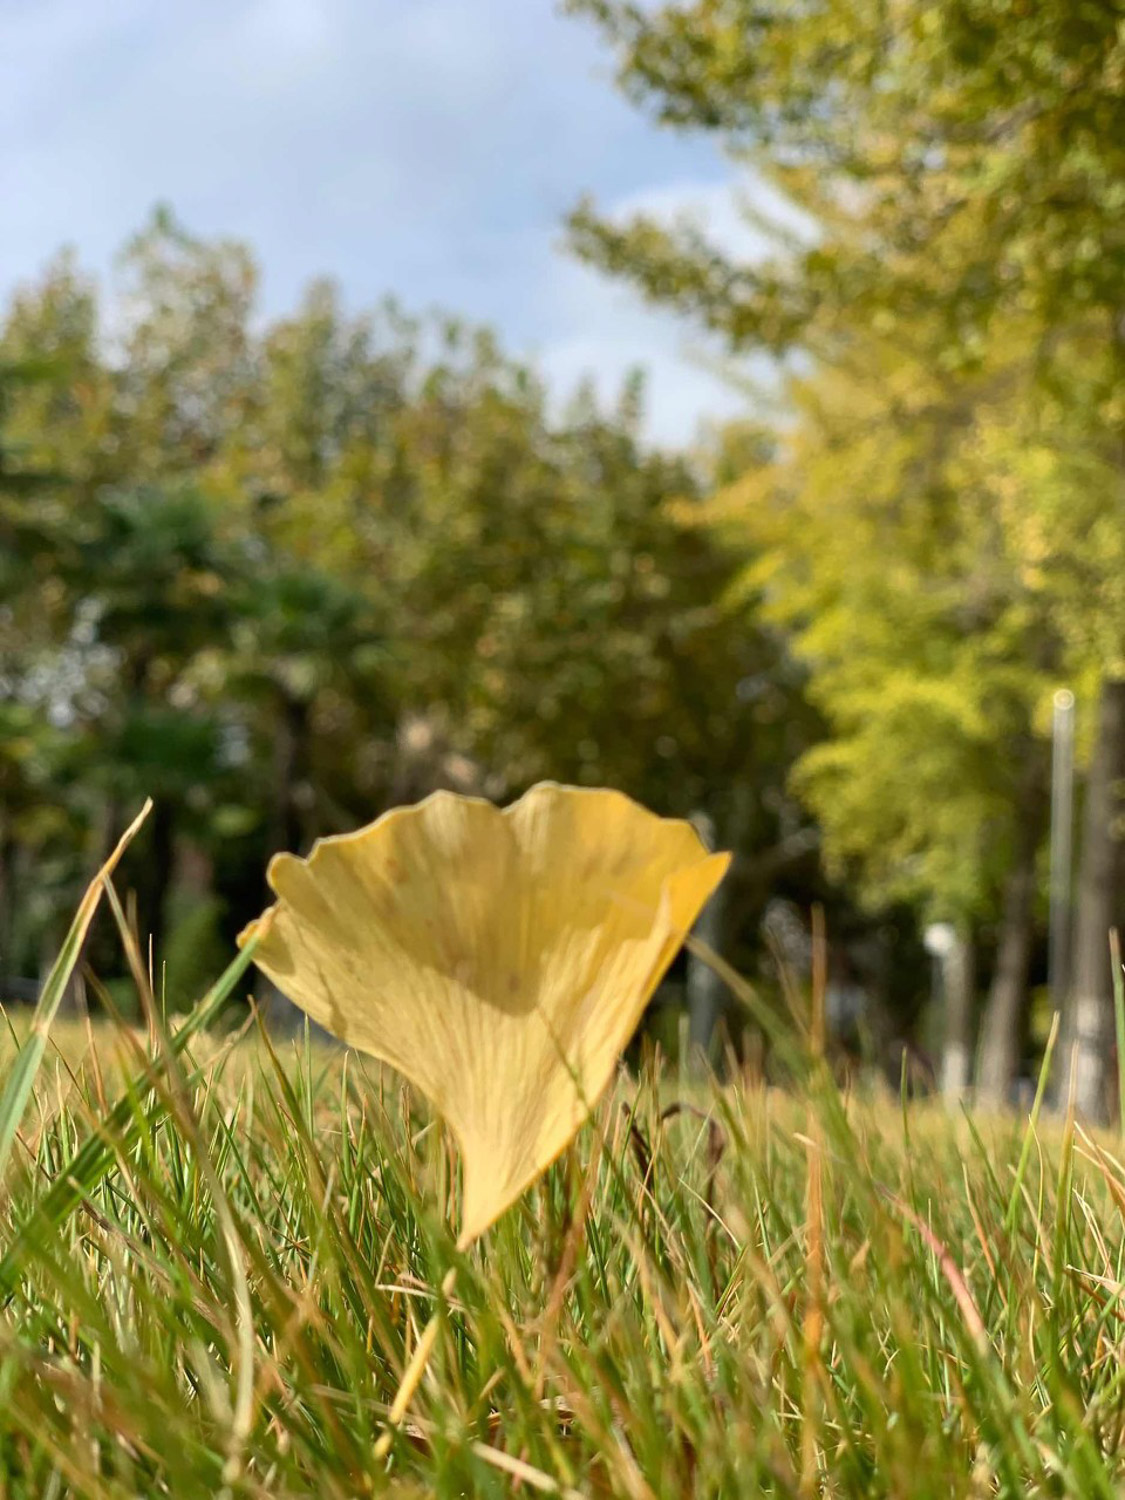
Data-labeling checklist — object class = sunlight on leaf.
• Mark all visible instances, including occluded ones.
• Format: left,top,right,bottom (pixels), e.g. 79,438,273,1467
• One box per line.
239,781,729,1244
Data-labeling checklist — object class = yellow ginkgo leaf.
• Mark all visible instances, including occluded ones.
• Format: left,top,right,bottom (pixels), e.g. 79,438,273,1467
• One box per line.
238,780,730,1246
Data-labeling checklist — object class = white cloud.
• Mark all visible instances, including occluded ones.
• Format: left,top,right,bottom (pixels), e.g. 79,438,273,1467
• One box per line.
609,178,772,261
532,175,806,445
0,0,785,448
534,255,748,447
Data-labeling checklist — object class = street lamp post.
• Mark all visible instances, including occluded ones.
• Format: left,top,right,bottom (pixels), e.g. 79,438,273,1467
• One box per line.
926,920,970,1100
1048,689,1075,1017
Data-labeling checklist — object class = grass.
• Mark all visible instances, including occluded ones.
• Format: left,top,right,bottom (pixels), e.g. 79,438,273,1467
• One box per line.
4,938,1125,1496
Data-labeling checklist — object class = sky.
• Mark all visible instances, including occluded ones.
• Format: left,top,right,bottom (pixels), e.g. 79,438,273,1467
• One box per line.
0,0,764,446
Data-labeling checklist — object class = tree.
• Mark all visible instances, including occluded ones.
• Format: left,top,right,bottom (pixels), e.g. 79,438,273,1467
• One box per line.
111,206,259,484
223,562,392,855
567,0,1125,1110
0,339,91,991
58,482,244,960
701,327,1061,1099
0,215,825,1040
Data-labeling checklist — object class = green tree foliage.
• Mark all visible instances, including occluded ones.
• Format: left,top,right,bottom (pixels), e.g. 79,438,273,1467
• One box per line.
719,336,1053,921
567,0,1125,1105
0,210,814,1014
567,0,1125,359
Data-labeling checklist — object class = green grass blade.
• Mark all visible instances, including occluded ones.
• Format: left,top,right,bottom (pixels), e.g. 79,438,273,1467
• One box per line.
0,800,151,1188
1004,1008,1060,1239
0,928,261,1300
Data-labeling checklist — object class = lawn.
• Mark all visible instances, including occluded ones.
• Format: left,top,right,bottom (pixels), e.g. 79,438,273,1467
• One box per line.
3,935,1124,1498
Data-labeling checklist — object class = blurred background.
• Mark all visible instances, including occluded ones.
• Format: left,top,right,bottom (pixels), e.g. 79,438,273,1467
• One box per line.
1,0,1122,1117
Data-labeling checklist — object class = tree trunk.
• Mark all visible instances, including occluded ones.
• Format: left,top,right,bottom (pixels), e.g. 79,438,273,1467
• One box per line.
939,930,975,1103
264,689,316,1037
1062,677,1125,1121
0,810,14,1001
687,894,728,1066
976,758,1046,1108
273,690,312,856
144,798,176,977
976,841,1039,1109
685,808,736,1071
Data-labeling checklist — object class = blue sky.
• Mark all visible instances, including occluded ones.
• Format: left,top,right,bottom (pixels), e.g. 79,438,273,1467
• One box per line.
0,0,762,444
